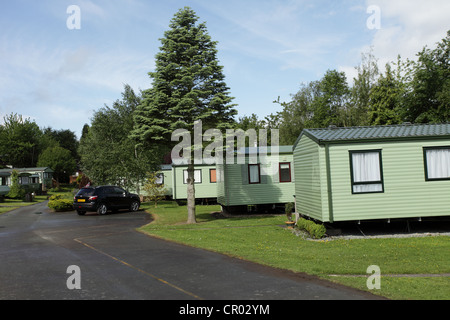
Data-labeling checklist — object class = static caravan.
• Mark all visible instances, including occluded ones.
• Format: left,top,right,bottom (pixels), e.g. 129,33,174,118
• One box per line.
0,167,53,195
132,164,173,199
159,164,173,197
0,170,10,196
293,123,450,223
217,146,295,213
171,163,218,203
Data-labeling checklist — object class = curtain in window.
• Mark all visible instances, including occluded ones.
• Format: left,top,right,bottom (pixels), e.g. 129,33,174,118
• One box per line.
426,149,450,179
155,173,163,185
183,170,201,184
194,170,201,183
210,169,217,183
249,165,260,184
352,152,382,193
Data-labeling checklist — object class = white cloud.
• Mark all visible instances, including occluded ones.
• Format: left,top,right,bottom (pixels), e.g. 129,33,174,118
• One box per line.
367,0,450,65
339,0,450,83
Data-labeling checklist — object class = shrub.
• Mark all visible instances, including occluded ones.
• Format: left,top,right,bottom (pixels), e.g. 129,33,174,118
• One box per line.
285,202,295,221
6,170,26,199
49,194,63,201
48,199,73,212
296,218,326,239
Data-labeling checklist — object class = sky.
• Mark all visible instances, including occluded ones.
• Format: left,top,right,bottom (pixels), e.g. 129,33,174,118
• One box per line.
1,0,449,139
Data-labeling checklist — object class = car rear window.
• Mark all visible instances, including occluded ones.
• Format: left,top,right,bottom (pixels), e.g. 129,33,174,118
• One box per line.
76,188,95,197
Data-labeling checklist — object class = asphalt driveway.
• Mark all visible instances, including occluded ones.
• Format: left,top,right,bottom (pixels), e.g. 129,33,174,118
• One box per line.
0,201,381,301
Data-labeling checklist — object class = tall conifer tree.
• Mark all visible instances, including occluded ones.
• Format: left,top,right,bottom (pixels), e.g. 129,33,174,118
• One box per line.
131,7,237,223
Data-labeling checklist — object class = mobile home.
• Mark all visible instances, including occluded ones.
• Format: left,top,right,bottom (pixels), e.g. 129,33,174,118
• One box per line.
171,163,218,203
293,123,450,223
0,167,54,195
217,146,295,213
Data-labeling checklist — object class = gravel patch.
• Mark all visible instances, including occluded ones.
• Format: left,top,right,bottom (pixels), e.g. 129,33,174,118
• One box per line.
291,217,450,241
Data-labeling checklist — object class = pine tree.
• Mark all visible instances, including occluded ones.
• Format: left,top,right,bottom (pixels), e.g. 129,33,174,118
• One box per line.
131,7,237,223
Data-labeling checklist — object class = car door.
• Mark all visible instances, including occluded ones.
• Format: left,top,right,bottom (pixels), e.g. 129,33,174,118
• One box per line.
112,187,128,209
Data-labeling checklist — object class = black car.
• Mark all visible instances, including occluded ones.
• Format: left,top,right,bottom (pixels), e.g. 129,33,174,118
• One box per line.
73,186,140,215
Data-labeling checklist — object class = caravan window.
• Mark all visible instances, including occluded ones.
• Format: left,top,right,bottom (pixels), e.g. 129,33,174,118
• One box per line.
424,147,450,181
183,169,202,184
209,169,217,183
349,150,384,194
279,162,291,183
155,173,164,185
248,164,261,184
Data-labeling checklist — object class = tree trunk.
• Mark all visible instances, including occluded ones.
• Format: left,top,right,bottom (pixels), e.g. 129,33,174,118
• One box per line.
186,161,197,224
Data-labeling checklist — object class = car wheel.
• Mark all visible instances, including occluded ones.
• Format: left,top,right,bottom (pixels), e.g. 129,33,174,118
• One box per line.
130,201,140,212
77,210,86,216
97,203,108,215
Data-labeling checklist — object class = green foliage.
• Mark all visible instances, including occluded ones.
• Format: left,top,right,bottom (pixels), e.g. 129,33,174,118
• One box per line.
42,127,80,162
48,198,73,212
6,170,25,199
368,63,403,125
79,84,158,189
0,113,42,167
404,30,450,123
296,218,326,239
142,171,168,208
254,30,449,145
130,7,237,224
131,6,237,146
49,194,63,201
0,113,78,179
285,202,294,221
37,146,76,183
313,69,351,128
350,50,380,126
75,173,90,189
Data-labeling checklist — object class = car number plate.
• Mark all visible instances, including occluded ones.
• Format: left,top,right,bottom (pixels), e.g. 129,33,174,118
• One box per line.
77,199,85,202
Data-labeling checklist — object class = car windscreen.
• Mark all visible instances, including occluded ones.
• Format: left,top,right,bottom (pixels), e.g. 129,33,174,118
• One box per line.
76,188,95,197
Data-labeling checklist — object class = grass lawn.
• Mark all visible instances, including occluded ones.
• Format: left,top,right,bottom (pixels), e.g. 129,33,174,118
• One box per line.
139,201,450,300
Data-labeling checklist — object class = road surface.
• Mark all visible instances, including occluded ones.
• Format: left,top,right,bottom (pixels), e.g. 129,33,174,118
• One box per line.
0,201,381,302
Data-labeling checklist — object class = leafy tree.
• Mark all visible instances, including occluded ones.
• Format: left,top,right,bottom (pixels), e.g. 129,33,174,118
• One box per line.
312,69,351,128
131,7,237,224
42,127,79,161
0,113,42,167
404,30,450,123
350,49,380,126
80,124,90,145
368,63,404,125
271,81,320,145
79,84,158,191
75,173,91,189
269,69,350,144
6,170,25,199
37,146,76,183
142,171,167,208
234,113,276,146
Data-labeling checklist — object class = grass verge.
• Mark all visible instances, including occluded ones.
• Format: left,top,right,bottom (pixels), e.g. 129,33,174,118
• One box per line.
139,201,450,300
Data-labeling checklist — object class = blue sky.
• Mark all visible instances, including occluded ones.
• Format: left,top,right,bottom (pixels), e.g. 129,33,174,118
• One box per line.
1,0,449,138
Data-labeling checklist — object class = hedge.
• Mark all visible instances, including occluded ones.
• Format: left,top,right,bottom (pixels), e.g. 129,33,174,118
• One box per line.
48,199,73,212
296,218,327,239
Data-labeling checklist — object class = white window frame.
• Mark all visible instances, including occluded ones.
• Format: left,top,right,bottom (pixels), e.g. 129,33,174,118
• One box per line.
183,169,202,184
